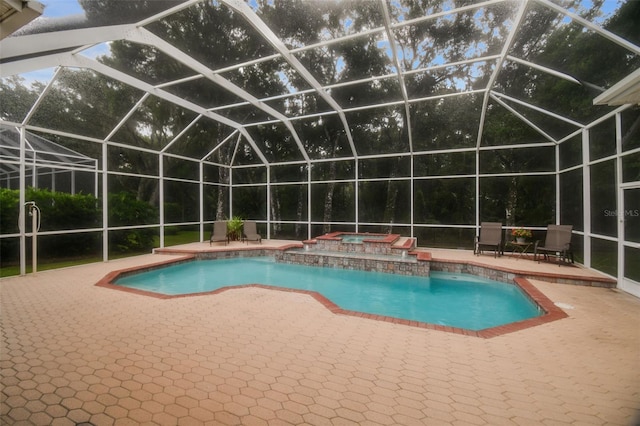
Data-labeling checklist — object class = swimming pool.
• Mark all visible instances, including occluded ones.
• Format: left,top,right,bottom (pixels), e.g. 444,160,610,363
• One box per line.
114,257,541,331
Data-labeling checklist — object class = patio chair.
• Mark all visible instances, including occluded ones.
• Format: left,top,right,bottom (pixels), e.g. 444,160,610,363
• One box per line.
474,222,503,258
210,221,228,246
242,220,262,244
534,224,574,265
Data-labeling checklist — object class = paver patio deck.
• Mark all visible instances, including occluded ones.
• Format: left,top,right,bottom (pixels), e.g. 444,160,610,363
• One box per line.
1,241,639,425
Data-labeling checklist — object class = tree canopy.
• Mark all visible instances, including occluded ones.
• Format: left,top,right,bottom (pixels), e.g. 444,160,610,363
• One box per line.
1,0,638,243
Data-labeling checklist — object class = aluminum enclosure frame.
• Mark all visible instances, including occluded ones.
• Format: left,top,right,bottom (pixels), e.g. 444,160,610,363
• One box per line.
0,0,638,293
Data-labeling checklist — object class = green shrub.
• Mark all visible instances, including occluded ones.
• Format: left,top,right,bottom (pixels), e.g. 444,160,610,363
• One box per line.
0,188,20,257
108,192,158,253
0,188,100,259
227,216,243,241
0,188,159,263
27,187,100,231
31,187,99,256
0,188,20,234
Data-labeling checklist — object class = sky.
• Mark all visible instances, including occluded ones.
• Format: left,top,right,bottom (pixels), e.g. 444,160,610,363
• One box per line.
14,0,624,87
40,0,84,17
18,1,89,86
38,0,621,20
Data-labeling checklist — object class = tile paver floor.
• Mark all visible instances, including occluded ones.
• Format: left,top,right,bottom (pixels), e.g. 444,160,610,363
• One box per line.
1,242,639,425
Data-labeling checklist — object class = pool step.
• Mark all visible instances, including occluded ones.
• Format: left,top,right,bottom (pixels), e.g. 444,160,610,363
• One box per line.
392,237,417,251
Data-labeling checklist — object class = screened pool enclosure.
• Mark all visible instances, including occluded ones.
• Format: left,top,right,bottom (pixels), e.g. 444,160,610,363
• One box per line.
0,127,98,194
0,0,638,295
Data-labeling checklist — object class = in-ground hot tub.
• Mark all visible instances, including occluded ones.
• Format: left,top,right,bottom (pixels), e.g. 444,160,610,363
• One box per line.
280,232,428,277
302,232,412,255
333,233,388,243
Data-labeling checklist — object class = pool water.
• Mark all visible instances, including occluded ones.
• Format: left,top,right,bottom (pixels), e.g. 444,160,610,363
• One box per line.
338,234,387,243
115,257,541,331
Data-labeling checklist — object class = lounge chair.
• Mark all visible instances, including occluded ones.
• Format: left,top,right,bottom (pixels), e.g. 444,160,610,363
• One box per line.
474,222,503,258
242,220,262,244
534,224,574,265
210,221,228,246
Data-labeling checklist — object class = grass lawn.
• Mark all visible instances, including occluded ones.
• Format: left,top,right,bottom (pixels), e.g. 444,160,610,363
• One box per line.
0,231,203,278
0,256,103,278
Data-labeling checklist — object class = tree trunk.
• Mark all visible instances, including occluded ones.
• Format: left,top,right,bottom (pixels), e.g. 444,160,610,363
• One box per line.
383,182,398,233
215,147,230,221
215,178,227,220
382,113,408,233
295,183,305,238
322,128,340,234
505,177,517,227
271,184,281,236
383,160,399,233
134,178,158,221
622,114,640,149
148,181,159,207
323,180,335,234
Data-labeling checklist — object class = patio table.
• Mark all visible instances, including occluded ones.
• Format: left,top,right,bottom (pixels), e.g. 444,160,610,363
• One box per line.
506,241,532,260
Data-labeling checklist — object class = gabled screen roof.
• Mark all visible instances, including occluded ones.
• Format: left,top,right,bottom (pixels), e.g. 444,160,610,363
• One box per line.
1,0,638,166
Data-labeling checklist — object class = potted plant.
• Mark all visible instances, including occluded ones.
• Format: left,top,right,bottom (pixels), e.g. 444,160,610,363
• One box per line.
512,228,532,243
227,216,244,241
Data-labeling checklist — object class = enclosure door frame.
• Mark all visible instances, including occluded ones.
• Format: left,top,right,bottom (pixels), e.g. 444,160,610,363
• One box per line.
618,182,640,297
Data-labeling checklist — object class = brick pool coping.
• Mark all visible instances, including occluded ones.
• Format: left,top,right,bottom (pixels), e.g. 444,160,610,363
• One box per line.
95,250,568,338
311,231,400,244
429,255,617,288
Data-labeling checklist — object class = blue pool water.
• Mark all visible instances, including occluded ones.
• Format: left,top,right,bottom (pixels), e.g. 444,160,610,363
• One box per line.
339,234,386,243
115,257,541,330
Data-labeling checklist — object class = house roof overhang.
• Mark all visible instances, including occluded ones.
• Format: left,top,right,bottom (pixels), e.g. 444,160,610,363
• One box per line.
593,67,640,106
0,0,43,40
